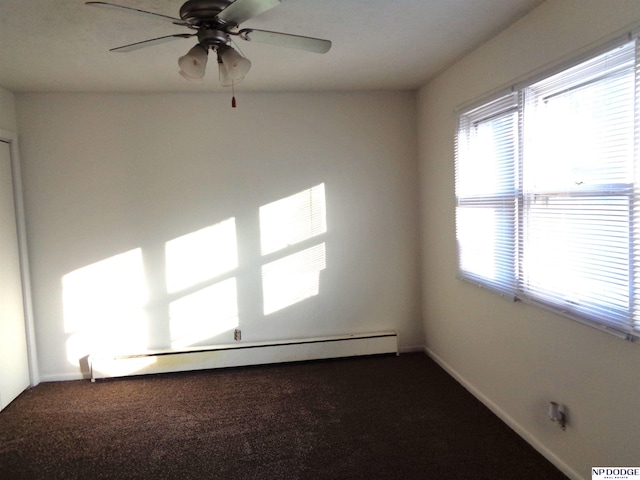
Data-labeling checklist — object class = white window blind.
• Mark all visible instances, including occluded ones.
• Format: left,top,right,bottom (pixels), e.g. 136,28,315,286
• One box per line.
455,38,640,340
456,94,519,298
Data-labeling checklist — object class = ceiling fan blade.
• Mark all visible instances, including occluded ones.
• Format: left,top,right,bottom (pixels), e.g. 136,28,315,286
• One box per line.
239,29,331,53
216,0,282,26
109,34,195,52
85,2,192,26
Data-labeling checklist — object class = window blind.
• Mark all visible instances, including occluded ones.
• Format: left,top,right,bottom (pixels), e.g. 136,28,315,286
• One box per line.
455,94,519,298
455,37,640,340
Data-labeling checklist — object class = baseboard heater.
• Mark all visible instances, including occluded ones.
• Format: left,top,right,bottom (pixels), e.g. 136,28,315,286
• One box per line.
89,331,398,382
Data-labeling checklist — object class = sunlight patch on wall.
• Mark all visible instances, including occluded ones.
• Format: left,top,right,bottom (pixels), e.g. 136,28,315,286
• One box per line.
169,278,239,349
260,184,326,255
61,187,328,371
165,218,238,294
259,184,327,315
261,243,326,315
63,248,149,368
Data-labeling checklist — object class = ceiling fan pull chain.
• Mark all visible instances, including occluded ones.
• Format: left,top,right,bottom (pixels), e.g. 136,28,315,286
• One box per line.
231,81,237,108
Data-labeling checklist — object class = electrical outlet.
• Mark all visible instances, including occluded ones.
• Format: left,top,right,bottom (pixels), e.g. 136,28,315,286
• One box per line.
234,329,241,341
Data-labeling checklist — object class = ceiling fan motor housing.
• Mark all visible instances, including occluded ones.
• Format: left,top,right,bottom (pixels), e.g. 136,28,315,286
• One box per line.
180,0,233,26
197,28,229,48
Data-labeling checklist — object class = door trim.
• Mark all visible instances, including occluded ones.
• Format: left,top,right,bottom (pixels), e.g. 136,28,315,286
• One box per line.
0,129,39,387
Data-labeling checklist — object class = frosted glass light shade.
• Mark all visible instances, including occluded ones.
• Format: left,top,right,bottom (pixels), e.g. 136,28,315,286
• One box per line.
219,45,251,81
218,61,233,86
178,44,208,79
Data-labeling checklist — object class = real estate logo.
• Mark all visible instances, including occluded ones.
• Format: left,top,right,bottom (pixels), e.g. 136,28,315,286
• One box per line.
592,467,640,480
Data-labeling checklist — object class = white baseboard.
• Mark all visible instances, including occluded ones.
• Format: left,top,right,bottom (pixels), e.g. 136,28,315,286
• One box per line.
38,372,85,383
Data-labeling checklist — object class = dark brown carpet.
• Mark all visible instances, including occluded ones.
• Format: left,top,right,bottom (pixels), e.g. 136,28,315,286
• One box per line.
0,353,567,479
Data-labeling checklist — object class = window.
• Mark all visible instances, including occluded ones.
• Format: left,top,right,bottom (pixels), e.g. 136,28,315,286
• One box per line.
455,38,640,340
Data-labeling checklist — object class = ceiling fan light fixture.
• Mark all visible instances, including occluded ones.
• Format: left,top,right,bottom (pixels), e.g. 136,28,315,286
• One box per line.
218,44,251,81
178,43,208,79
88,0,332,90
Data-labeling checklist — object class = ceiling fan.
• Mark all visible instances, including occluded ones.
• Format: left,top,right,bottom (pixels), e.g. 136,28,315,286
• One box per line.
86,0,332,85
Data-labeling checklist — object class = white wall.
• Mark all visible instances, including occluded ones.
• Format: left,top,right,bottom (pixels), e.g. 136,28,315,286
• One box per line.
418,1,640,479
16,91,423,381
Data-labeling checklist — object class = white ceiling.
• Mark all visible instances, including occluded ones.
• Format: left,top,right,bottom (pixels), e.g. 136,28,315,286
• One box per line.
0,0,545,94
